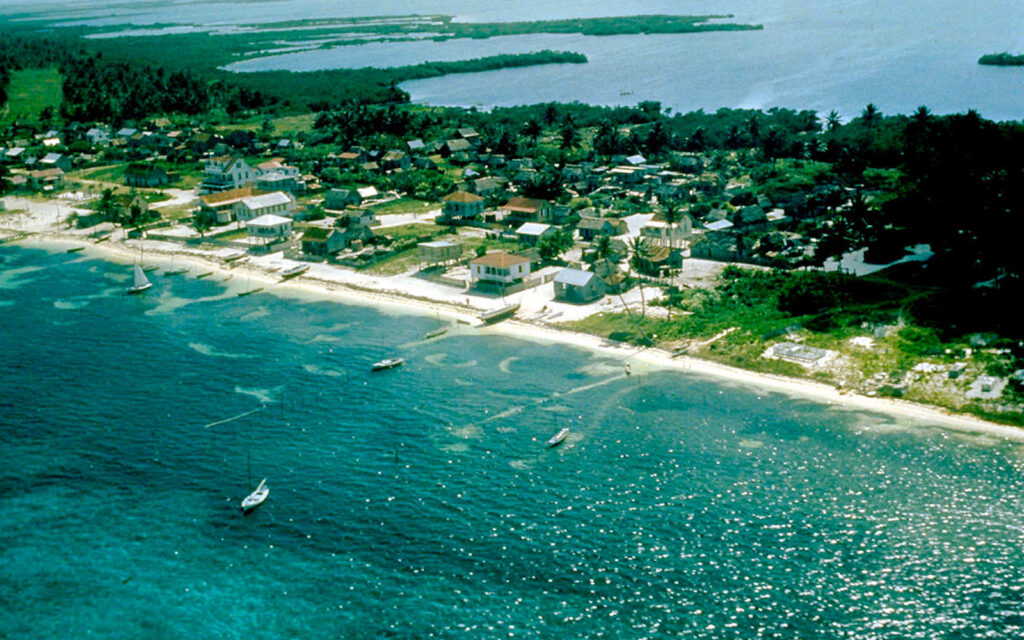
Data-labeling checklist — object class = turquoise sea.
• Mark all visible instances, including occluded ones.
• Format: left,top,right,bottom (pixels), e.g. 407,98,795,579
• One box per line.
2,244,1024,638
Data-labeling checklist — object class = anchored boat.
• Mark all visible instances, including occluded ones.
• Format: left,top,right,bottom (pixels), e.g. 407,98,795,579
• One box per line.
372,357,405,371
546,427,570,448
126,264,152,295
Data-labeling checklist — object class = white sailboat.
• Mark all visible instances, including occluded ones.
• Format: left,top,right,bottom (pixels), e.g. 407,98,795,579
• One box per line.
126,263,152,294
241,453,269,513
241,478,269,512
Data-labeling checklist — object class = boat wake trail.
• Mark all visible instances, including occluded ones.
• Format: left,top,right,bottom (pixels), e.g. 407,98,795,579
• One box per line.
474,373,628,428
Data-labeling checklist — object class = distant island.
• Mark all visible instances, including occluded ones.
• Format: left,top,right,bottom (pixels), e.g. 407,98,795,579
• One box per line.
978,52,1024,66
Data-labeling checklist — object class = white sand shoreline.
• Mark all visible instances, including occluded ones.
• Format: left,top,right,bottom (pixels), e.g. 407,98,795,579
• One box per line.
8,230,1024,444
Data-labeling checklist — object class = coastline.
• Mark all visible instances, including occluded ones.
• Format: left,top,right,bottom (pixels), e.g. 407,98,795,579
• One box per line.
7,229,1024,444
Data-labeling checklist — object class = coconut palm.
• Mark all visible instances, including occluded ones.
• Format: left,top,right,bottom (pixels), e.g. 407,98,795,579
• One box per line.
628,236,651,318
825,110,842,132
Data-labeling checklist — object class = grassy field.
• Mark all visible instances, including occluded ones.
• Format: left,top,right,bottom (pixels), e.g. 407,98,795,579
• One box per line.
214,113,318,137
0,67,63,126
371,197,439,216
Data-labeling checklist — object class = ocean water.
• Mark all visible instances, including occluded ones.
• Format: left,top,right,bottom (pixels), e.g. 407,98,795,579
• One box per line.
3,244,1024,638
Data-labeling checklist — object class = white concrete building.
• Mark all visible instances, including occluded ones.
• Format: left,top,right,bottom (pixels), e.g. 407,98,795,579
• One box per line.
470,251,531,284
246,214,293,244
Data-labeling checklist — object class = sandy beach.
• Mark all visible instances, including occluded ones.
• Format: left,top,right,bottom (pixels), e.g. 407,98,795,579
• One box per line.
3,199,1023,444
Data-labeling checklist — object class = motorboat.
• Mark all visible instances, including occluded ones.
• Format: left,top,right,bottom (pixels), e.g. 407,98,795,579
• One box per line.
547,427,570,448
372,357,405,371
280,264,309,279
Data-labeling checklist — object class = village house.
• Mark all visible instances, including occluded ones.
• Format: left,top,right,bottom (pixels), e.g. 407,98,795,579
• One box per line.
255,170,305,195
641,218,693,248
469,176,508,199
198,187,266,224
441,138,472,157
635,245,684,277
440,191,485,223
457,127,480,143
300,226,346,258
470,251,531,285
85,127,111,147
418,240,463,266
200,156,254,193
246,214,293,246
114,193,151,226
515,222,556,246
238,192,294,223
3,147,26,164
125,163,170,188
553,267,606,304
334,209,379,229
381,150,410,171
577,216,628,241
356,186,379,202
503,196,551,225
324,188,361,210
40,153,72,172
27,168,64,191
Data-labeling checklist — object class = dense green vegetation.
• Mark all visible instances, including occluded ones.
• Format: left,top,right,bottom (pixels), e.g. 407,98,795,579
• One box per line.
229,51,588,111
0,67,62,125
978,52,1024,66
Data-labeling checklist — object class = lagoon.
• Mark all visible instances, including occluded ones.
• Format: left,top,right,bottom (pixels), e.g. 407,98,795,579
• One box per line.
9,0,1022,120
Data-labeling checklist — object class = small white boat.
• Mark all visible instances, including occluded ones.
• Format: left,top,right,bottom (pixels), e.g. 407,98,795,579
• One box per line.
280,264,309,279
241,478,269,512
223,250,246,262
372,357,405,371
126,264,152,294
547,427,570,448
423,326,449,340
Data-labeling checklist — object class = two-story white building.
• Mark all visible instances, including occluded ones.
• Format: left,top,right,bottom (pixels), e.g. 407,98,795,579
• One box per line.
247,214,293,245
200,156,254,193
641,217,693,249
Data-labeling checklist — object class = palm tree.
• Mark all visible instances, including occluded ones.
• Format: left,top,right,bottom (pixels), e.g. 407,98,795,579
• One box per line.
825,110,842,132
559,118,580,151
860,103,881,128
98,188,118,223
911,105,932,125
522,119,543,146
628,236,651,318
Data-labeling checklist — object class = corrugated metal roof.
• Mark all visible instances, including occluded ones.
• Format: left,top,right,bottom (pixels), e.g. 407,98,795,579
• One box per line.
515,222,551,236
247,214,292,227
554,268,595,287
243,192,293,209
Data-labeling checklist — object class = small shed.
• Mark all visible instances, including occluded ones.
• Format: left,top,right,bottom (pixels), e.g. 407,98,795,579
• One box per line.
554,268,606,304
301,226,345,257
